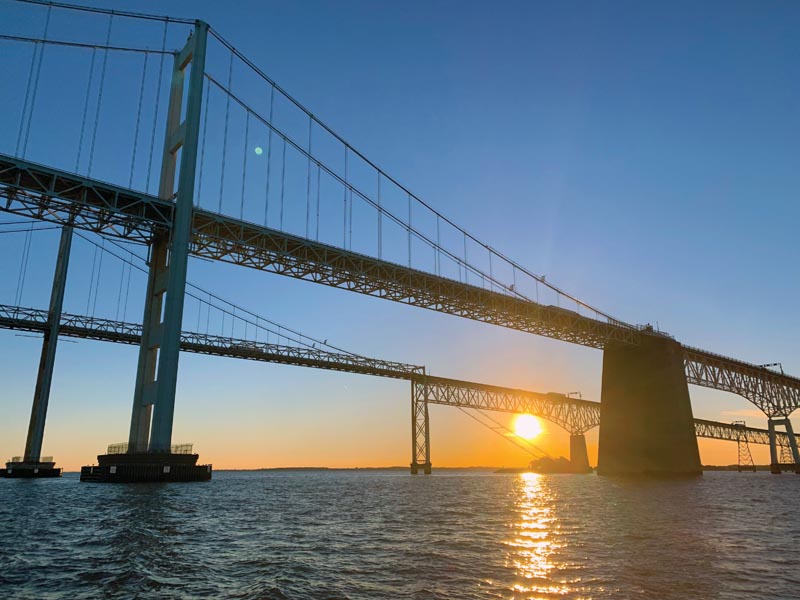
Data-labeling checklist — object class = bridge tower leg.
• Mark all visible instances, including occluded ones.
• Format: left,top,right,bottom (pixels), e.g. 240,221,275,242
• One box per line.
81,22,212,483
767,418,800,474
598,335,702,476
410,381,431,474
2,225,72,479
569,433,591,472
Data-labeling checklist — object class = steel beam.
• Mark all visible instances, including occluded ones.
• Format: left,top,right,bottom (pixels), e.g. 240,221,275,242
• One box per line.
22,225,72,462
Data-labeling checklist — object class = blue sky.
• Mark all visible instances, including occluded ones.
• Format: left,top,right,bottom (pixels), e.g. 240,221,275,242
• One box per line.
0,0,798,468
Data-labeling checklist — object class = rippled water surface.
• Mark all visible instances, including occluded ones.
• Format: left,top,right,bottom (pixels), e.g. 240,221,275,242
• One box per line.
2,470,799,599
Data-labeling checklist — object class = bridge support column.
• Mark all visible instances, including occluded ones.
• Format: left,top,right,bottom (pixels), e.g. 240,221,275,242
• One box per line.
83,21,210,483
767,418,800,474
2,225,72,479
410,381,431,474
598,335,701,476
569,433,591,472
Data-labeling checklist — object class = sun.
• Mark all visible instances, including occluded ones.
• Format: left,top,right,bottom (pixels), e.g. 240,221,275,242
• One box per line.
513,414,543,440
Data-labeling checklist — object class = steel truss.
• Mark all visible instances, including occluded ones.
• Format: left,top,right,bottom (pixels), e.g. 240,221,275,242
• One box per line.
1,303,797,473
683,347,800,416
5,154,800,415
415,377,601,435
1,302,797,447
0,154,639,349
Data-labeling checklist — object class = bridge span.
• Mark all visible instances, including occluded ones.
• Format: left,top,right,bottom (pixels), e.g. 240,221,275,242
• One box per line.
1,4,798,478
0,303,794,474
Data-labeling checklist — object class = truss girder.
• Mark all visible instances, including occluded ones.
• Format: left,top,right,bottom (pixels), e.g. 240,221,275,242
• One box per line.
693,418,795,449
683,347,800,417
3,155,800,411
0,303,796,449
416,377,601,434
0,154,640,349
0,304,423,380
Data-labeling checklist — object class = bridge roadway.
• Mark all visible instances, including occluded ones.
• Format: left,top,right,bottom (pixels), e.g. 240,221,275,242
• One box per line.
2,154,799,417
0,303,793,451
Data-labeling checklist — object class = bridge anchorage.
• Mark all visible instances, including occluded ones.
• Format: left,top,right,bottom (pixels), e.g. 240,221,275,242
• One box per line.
2,4,800,479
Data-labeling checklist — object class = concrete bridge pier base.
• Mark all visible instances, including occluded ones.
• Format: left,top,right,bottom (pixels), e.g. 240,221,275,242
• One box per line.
598,335,702,477
569,433,591,472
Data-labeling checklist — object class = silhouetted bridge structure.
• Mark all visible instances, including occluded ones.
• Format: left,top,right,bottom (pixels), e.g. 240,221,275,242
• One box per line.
0,303,796,473
1,2,798,479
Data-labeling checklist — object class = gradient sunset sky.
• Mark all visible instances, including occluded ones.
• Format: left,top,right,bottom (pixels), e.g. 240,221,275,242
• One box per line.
0,0,798,470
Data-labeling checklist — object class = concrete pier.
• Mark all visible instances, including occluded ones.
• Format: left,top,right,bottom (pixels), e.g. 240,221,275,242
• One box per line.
1,225,73,479
569,434,591,472
598,335,702,476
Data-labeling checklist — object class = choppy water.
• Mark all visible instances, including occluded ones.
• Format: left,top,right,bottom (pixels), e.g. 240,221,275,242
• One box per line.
1,470,799,599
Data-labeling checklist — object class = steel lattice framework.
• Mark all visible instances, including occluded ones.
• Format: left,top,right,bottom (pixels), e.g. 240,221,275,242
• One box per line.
0,154,640,348
417,377,600,434
684,347,800,417
0,303,796,449
693,418,794,450
3,155,800,415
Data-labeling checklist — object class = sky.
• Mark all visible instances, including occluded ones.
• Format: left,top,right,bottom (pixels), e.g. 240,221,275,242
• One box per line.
0,0,798,470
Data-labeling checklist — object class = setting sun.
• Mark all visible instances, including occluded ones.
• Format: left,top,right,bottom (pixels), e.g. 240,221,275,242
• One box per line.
513,415,543,440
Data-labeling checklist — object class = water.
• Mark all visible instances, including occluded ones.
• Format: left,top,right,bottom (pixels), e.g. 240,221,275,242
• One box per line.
1,470,799,599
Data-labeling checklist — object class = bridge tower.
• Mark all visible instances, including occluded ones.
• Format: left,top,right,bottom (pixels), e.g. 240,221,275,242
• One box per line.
81,21,211,483
2,225,73,478
731,421,756,472
410,380,431,474
598,335,702,476
767,417,800,474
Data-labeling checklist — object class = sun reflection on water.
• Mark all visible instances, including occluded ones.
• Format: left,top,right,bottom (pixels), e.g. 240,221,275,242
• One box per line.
504,472,570,597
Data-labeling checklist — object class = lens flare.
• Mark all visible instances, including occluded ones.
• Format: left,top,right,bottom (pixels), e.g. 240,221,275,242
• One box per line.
254,146,263,155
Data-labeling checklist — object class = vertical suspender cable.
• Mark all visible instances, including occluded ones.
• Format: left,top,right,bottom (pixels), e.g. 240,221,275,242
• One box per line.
315,164,321,240
123,258,132,321
87,13,114,177
129,52,149,189
279,138,286,230
219,52,234,214
86,244,98,314
21,4,52,159
146,19,168,194
343,147,348,247
463,232,468,284
75,48,97,172
305,115,312,238
264,85,275,227
377,173,382,259
115,260,125,320
407,193,412,268
91,239,105,317
348,185,353,250
14,222,34,306
240,111,250,220
15,40,38,156
436,215,441,276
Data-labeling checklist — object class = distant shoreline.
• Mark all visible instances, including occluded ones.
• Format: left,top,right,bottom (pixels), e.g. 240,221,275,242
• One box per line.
53,464,774,474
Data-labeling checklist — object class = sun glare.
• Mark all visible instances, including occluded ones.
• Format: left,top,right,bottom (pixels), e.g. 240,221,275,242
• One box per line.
514,415,543,440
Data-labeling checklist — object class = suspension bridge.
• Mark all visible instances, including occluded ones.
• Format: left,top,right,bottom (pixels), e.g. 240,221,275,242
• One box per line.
1,0,798,480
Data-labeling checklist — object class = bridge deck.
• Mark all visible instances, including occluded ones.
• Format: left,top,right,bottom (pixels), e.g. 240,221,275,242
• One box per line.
0,153,639,348
3,154,800,414
0,303,793,448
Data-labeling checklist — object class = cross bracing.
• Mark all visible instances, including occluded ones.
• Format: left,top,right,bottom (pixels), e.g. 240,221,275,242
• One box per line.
3,154,800,415
0,302,795,450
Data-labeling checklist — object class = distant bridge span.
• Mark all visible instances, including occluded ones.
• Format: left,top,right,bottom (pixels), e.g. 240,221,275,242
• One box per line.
0,304,794,462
